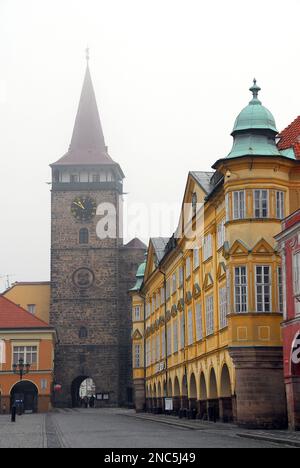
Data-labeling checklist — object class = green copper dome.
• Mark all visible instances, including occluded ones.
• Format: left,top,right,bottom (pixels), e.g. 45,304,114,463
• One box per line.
232,80,278,135
227,80,282,159
129,260,146,292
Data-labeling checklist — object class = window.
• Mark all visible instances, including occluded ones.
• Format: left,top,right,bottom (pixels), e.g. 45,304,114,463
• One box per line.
186,257,191,278
235,267,248,313
161,329,165,359
225,193,230,222
193,249,200,270
133,306,141,321
217,219,225,249
256,266,272,312
179,266,184,287
27,304,36,315
187,308,194,345
156,334,160,361
13,346,37,365
254,190,269,219
180,314,185,350
278,267,284,313
219,287,228,329
167,325,172,357
294,252,300,296
151,336,156,363
276,191,285,220
203,234,212,261
173,320,178,353
79,327,88,339
146,339,151,367
172,272,177,294
195,303,203,341
70,174,79,183
146,302,151,319
92,173,100,183
134,344,141,368
205,295,214,336
233,191,245,220
156,292,160,310
79,228,89,245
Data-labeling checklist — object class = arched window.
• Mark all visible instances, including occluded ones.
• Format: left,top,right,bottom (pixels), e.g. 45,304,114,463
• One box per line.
79,327,88,339
79,228,89,245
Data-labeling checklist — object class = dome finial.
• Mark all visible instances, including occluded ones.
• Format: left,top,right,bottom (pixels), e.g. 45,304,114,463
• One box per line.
249,78,261,105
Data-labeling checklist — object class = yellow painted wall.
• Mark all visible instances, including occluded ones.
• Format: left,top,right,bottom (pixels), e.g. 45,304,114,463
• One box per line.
3,283,50,324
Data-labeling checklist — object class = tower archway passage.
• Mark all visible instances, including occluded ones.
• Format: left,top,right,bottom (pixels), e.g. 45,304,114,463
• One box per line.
10,381,38,413
71,376,95,408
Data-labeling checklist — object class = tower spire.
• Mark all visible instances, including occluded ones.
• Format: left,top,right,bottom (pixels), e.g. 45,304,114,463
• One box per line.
85,46,90,64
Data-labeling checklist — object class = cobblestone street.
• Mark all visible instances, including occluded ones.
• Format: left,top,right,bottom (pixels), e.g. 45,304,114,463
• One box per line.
0,409,293,448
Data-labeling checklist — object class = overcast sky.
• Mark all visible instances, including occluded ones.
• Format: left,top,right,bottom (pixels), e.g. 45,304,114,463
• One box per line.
0,0,299,291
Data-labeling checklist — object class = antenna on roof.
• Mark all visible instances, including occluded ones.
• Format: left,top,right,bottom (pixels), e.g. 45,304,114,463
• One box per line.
0,274,15,290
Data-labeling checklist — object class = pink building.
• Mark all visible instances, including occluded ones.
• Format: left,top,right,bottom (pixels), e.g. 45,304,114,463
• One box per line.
276,209,300,430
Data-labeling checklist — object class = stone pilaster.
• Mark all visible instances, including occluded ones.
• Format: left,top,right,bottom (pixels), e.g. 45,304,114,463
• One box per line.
229,347,287,429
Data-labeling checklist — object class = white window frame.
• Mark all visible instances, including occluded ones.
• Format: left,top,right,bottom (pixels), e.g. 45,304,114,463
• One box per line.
255,265,272,313
186,257,191,279
193,249,200,270
195,302,203,341
166,280,171,300
13,346,38,366
173,320,178,353
167,325,172,357
276,191,285,220
203,234,213,261
293,252,300,297
180,314,185,350
133,306,141,321
225,193,230,222
254,189,269,219
187,308,194,345
156,334,160,361
234,266,248,313
205,295,214,337
233,190,246,220
27,304,36,315
217,219,226,249
179,266,184,287
161,328,166,359
219,286,228,329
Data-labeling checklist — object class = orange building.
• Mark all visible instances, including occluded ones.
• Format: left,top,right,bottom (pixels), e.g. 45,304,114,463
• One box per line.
3,282,51,324
0,296,56,414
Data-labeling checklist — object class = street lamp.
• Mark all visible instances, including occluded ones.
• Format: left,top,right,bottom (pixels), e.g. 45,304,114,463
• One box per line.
13,358,30,381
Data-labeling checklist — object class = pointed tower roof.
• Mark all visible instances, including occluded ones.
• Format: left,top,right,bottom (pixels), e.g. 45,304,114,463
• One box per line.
52,58,123,176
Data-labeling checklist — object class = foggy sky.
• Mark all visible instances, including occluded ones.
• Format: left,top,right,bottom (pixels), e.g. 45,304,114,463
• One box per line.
0,0,299,291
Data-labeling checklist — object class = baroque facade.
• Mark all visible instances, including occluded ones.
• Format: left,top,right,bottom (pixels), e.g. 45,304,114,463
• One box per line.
50,61,145,408
131,81,300,428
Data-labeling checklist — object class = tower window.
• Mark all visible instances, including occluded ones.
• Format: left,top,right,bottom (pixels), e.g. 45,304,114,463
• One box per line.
79,327,88,339
79,228,89,245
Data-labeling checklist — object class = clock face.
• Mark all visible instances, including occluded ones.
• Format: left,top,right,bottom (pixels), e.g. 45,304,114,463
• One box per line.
71,196,97,222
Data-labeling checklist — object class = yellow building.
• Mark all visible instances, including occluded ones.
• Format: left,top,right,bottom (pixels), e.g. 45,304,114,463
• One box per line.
3,282,50,324
131,81,300,428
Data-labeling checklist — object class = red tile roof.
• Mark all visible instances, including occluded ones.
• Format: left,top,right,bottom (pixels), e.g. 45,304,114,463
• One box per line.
277,116,300,158
0,296,51,329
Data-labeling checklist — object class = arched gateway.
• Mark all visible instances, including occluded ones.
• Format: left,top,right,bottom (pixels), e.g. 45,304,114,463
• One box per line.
71,376,96,408
10,381,38,413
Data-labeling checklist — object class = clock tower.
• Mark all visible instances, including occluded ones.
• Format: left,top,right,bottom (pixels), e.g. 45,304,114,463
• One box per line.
50,59,146,407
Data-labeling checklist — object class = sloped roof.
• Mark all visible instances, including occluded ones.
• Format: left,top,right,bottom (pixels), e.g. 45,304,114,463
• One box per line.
0,296,52,329
124,238,147,250
190,171,215,194
277,116,300,158
151,237,170,263
51,65,122,173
